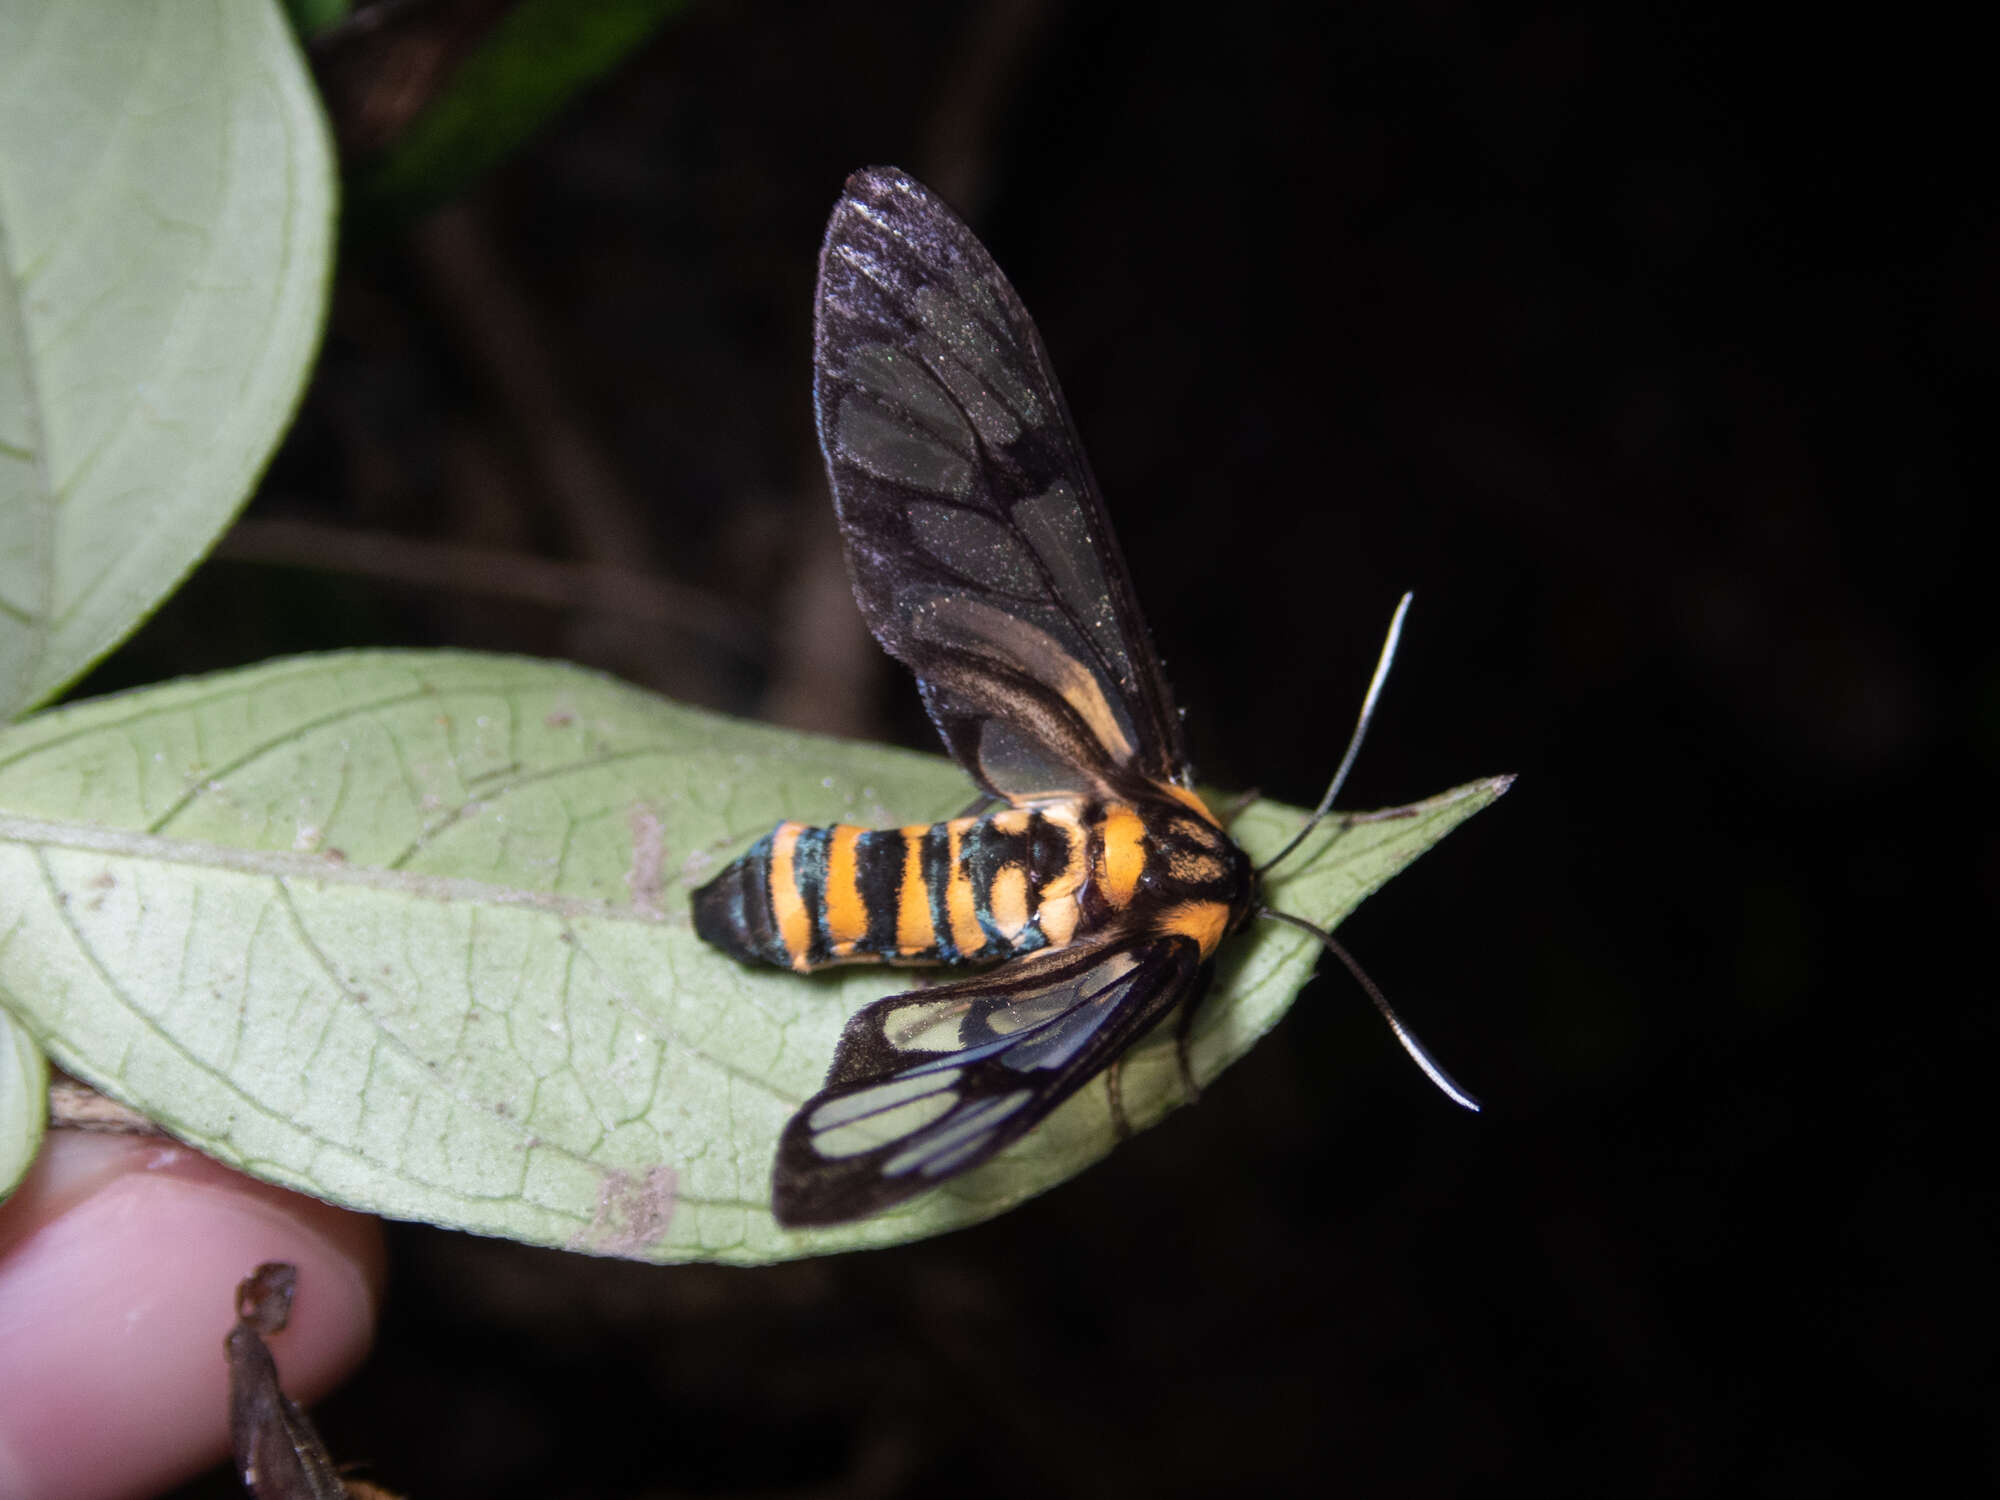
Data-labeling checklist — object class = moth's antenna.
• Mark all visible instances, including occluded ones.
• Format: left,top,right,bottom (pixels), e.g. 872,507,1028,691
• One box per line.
1259,908,1480,1111
1256,592,1412,876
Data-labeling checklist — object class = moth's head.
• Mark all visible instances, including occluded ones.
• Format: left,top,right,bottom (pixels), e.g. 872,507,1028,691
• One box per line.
1229,846,1265,939
1147,809,1256,911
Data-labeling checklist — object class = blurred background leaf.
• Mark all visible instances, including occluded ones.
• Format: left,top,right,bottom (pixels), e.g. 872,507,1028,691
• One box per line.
281,0,349,38
327,0,688,236
0,1007,45,1201
0,0,334,719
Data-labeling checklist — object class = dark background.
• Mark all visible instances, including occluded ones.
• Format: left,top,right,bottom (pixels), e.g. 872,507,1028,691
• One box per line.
144,3,1989,1495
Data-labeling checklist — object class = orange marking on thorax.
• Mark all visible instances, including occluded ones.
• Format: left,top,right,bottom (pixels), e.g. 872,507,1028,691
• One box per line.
1159,782,1223,824
896,824,935,956
769,823,813,971
1158,899,1230,958
1097,804,1147,911
824,825,866,955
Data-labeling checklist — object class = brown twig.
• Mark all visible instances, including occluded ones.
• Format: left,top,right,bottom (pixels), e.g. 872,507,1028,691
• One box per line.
220,517,765,661
47,1076,165,1136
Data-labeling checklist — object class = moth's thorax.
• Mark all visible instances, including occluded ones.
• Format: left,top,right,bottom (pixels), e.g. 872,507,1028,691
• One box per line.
1070,787,1255,960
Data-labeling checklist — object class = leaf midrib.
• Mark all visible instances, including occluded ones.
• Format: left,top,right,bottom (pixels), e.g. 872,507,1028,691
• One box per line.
0,811,679,925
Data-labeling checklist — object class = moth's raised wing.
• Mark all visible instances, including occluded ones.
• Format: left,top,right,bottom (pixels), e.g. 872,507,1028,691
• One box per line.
812,166,1190,802
774,933,1203,1226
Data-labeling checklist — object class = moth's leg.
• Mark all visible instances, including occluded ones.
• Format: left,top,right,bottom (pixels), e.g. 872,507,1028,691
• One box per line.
1173,999,1202,1104
1215,787,1261,826
1104,1059,1133,1139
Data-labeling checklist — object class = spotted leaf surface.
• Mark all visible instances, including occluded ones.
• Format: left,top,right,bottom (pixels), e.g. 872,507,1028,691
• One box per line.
0,651,1505,1260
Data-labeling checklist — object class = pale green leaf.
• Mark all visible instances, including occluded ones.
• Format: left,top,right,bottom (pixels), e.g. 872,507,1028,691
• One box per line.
0,651,1506,1261
0,0,335,719
0,1004,47,1202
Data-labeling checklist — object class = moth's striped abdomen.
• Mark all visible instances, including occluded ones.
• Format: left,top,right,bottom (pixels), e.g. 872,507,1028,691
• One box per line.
692,805,1086,973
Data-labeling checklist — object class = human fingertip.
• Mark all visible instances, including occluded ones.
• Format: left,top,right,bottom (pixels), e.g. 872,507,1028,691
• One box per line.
0,1134,385,1500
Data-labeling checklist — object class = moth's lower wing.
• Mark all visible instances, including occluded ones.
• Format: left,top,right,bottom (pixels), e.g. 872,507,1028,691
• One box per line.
812,166,1190,801
774,934,1202,1227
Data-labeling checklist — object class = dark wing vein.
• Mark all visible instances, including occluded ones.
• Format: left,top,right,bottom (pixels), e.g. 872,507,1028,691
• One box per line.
774,934,1203,1225
812,166,1190,799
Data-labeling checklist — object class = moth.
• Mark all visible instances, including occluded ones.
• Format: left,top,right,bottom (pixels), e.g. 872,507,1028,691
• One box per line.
694,167,1472,1228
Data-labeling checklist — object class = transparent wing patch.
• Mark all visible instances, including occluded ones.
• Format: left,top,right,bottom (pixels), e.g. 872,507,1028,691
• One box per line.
812,166,1190,799
774,934,1201,1226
